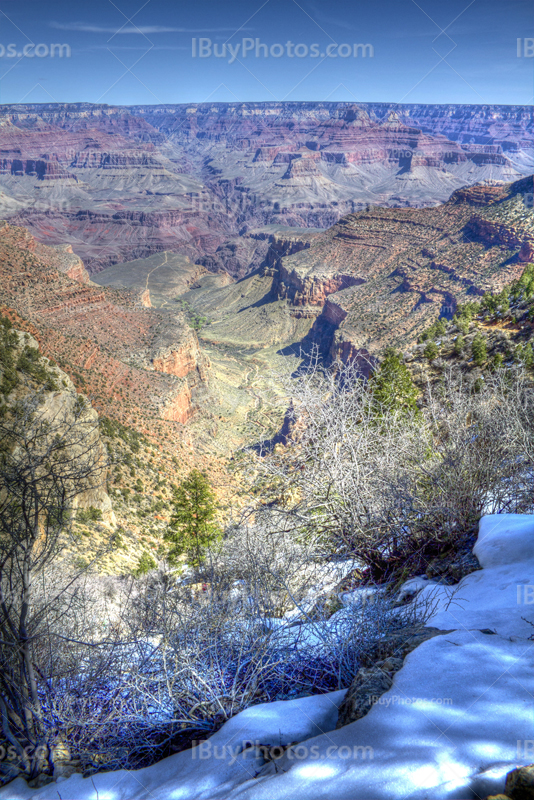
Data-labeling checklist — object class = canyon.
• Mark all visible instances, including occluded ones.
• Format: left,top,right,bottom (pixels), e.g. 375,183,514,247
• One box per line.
0,102,532,280
97,175,534,379
2,102,534,800
2,175,531,460
0,101,533,456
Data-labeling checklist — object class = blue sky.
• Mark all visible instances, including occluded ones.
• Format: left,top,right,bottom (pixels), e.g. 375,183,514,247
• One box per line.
0,0,531,105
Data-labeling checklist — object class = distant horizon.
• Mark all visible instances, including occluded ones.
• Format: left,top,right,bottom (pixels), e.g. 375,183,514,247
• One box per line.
0,100,533,109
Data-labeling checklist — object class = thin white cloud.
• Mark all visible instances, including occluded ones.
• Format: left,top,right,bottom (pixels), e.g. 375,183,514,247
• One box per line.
50,22,253,34
83,44,191,51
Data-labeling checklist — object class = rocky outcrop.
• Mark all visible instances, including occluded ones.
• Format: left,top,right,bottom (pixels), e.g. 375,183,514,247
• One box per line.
0,156,77,181
336,626,453,728
268,175,534,362
158,380,194,424
152,339,208,381
263,229,324,268
336,666,394,728
0,329,115,525
504,764,534,797
465,217,534,254
276,264,363,307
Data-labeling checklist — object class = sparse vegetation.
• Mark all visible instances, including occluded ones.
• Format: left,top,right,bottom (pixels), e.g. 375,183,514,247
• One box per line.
76,506,104,524
248,356,534,582
177,299,211,332
454,334,465,355
423,340,439,361
419,317,447,342
0,316,58,403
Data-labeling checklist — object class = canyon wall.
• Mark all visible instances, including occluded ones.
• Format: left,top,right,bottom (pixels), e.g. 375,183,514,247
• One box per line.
263,175,534,363
0,102,531,279
0,221,210,434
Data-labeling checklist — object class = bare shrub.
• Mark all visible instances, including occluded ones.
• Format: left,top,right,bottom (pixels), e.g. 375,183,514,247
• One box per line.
245,358,534,580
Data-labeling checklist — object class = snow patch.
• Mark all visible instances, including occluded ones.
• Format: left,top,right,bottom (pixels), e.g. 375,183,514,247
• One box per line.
5,514,534,799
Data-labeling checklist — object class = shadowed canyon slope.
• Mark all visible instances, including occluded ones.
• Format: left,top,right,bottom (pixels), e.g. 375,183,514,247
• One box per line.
123,175,532,371
0,102,532,279
0,222,209,435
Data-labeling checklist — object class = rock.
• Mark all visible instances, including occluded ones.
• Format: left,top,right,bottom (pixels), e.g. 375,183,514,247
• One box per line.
27,773,54,789
505,764,534,797
338,587,377,606
361,624,454,665
395,625,454,658
336,667,393,728
380,657,404,673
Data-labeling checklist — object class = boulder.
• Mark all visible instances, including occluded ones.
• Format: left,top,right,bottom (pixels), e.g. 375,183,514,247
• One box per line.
505,763,534,798
363,624,454,664
336,667,393,728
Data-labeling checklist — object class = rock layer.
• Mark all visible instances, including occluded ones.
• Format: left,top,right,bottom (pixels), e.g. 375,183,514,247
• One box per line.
0,102,532,279
0,221,210,432
267,175,534,362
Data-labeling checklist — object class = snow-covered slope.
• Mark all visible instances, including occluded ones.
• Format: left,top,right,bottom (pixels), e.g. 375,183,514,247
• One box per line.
4,514,534,800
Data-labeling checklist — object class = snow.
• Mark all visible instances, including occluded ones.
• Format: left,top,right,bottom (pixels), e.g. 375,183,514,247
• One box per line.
4,513,534,800
338,586,378,606
395,574,439,602
415,513,534,638
0,692,346,800
475,513,534,567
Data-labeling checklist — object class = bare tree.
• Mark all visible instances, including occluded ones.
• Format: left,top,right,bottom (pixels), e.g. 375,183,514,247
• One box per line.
0,388,108,779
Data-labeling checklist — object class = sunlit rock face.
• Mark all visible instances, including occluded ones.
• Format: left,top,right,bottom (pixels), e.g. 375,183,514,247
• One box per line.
264,175,534,364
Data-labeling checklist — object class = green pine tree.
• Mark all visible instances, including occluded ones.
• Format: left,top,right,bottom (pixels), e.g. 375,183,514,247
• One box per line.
454,334,465,356
471,332,487,367
424,341,439,361
491,352,504,371
133,552,157,577
370,347,418,414
164,469,220,569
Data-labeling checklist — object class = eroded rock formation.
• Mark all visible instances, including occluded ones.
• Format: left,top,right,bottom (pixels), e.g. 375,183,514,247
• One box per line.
0,102,532,279
0,221,210,432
